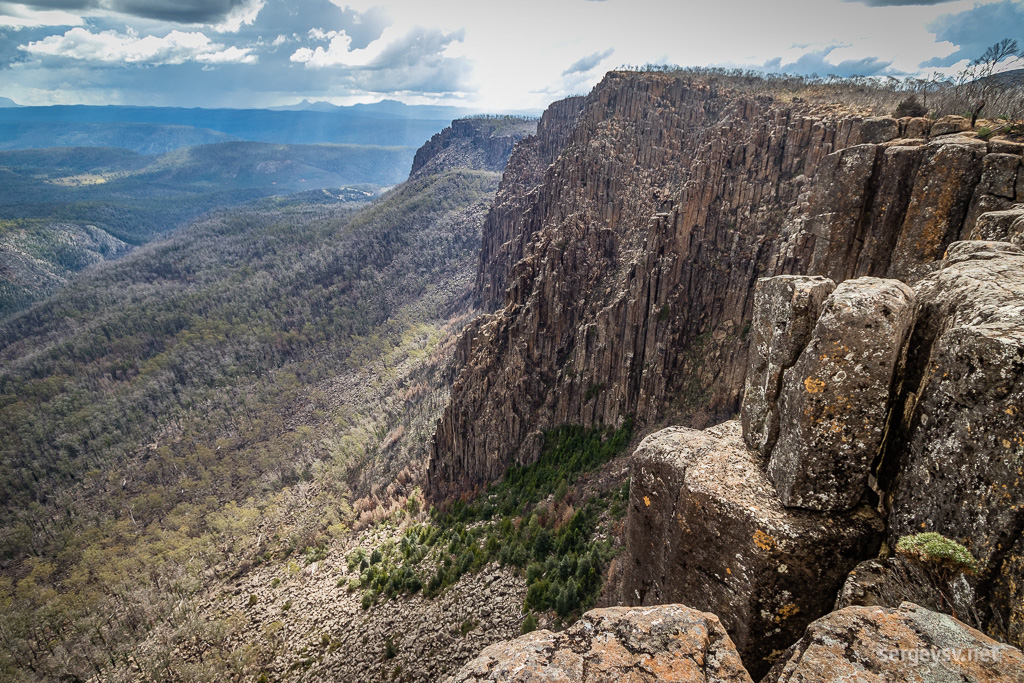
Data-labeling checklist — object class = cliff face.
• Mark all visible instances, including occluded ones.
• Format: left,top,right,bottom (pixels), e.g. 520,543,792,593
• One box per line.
409,117,538,180
429,71,1010,499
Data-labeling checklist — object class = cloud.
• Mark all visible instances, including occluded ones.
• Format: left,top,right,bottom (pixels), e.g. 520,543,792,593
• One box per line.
0,2,82,28
562,48,614,75
210,0,264,32
923,0,1024,67
20,26,256,64
755,45,895,77
9,0,263,26
290,24,470,94
292,24,462,69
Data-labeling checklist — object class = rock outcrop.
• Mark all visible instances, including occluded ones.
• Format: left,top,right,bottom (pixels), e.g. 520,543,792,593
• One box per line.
767,277,915,511
881,241,1024,645
424,70,1024,680
446,605,753,683
429,70,1021,502
622,421,882,677
410,117,538,179
765,602,1024,683
835,557,981,630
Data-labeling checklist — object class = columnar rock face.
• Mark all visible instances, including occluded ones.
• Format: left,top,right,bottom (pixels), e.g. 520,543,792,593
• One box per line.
740,275,835,456
765,602,1024,683
767,277,915,511
622,421,883,678
446,605,754,683
475,96,588,310
885,241,1024,642
429,70,1020,502
887,138,987,282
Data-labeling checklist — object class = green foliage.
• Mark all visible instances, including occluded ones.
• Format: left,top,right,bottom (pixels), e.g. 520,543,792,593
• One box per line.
349,420,633,625
895,533,979,575
459,619,477,636
248,594,258,607
520,612,538,634
305,544,328,565
383,636,397,660
976,126,994,140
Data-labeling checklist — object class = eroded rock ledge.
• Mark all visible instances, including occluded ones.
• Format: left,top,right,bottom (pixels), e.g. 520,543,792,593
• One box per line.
623,242,1024,676
622,420,881,676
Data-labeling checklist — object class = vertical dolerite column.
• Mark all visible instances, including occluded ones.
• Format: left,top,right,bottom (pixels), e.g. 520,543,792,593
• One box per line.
888,138,986,282
887,241,1024,640
766,277,915,512
741,275,836,456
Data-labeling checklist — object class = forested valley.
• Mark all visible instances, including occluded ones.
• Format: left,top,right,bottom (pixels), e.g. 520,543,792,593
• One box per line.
0,163,499,680
0,141,415,316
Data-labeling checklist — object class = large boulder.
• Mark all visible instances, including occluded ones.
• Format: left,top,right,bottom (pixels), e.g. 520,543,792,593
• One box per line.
930,115,972,137
623,421,883,678
886,241,1024,647
767,277,915,511
765,602,1024,683
740,275,836,456
445,605,753,683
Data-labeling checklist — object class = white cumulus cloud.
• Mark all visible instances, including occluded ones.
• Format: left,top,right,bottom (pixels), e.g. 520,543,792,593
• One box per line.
20,26,256,64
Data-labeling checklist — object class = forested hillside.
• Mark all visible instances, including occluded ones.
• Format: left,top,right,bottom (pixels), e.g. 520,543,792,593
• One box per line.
0,162,499,680
0,141,413,317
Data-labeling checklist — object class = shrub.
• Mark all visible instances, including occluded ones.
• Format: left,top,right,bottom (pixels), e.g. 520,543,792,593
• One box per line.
895,532,979,619
894,95,928,118
895,532,978,575
977,126,994,140
383,636,397,660
521,612,538,634
247,593,258,607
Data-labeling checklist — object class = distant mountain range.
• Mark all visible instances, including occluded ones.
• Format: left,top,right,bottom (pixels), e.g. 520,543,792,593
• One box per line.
0,102,487,153
0,97,18,108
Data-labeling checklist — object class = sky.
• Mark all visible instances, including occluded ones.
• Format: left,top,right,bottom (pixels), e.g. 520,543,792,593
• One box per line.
1,0,1023,111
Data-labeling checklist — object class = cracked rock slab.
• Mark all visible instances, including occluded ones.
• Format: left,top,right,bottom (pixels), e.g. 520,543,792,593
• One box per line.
767,277,915,511
741,275,836,456
445,605,753,683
